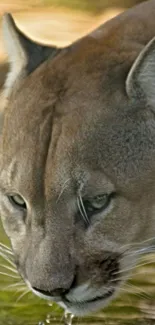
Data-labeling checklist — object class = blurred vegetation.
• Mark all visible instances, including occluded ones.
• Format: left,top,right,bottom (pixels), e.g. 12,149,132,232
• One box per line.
21,0,147,13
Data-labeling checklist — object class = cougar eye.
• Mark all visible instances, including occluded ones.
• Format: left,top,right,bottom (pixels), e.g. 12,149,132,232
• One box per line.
8,194,26,209
82,193,114,218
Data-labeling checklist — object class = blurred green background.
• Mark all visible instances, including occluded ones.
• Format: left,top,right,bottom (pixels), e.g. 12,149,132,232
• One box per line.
0,0,148,59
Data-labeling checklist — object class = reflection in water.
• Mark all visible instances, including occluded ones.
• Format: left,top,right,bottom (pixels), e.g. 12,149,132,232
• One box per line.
41,311,74,325
46,313,52,324
63,312,74,325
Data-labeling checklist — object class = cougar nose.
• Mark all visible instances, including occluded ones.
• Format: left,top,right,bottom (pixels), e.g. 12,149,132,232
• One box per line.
32,286,68,299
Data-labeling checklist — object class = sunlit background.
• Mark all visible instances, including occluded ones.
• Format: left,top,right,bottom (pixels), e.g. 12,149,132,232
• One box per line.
0,1,155,325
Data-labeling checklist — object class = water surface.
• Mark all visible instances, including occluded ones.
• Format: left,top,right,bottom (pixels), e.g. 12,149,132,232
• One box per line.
0,224,155,325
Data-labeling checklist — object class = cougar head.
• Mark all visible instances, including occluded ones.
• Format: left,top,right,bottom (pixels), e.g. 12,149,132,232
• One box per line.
1,11,155,316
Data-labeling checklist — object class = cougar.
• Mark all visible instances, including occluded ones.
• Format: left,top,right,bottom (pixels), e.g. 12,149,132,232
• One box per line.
1,0,155,316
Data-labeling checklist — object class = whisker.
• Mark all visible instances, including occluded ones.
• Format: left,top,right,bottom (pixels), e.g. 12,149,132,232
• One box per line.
118,286,149,301
118,287,139,298
79,194,89,225
16,288,30,302
0,249,13,259
119,237,155,252
0,242,12,252
77,197,86,224
0,249,13,256
114,264,137,276
135,259,155,268
77,195,89,225
111,274,129,283
125,270,151,277
118,282,151,301
15,286,27,293
0,271,20,279
0,247,13,257
56,178,70,203
2,281,24,291
0,252,15,267
114,259,155,277
125,246,155,259
0,264,18,274
124,282,151,300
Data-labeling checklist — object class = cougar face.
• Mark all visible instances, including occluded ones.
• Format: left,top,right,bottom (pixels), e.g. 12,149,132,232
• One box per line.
1,1,155,315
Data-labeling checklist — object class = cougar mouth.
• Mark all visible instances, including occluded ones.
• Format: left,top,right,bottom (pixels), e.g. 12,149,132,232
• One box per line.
64,288,114,304
61,288,115,315
31,282,115,315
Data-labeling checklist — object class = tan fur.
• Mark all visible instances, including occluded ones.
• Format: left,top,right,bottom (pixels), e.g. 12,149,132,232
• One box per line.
1,0,155,316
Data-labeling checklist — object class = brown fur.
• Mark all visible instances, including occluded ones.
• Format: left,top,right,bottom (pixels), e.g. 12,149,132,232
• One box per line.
1,0,155,316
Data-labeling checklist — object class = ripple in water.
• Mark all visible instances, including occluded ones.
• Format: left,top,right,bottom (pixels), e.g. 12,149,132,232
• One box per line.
38,308,74,325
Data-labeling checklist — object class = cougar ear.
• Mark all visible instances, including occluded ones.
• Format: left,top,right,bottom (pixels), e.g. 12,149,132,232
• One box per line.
126,37,155,107
2,13,59,96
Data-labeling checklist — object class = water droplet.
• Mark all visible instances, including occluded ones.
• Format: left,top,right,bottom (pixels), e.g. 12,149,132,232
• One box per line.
48,302,53,307
63,311,74,325
46,313,51,324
